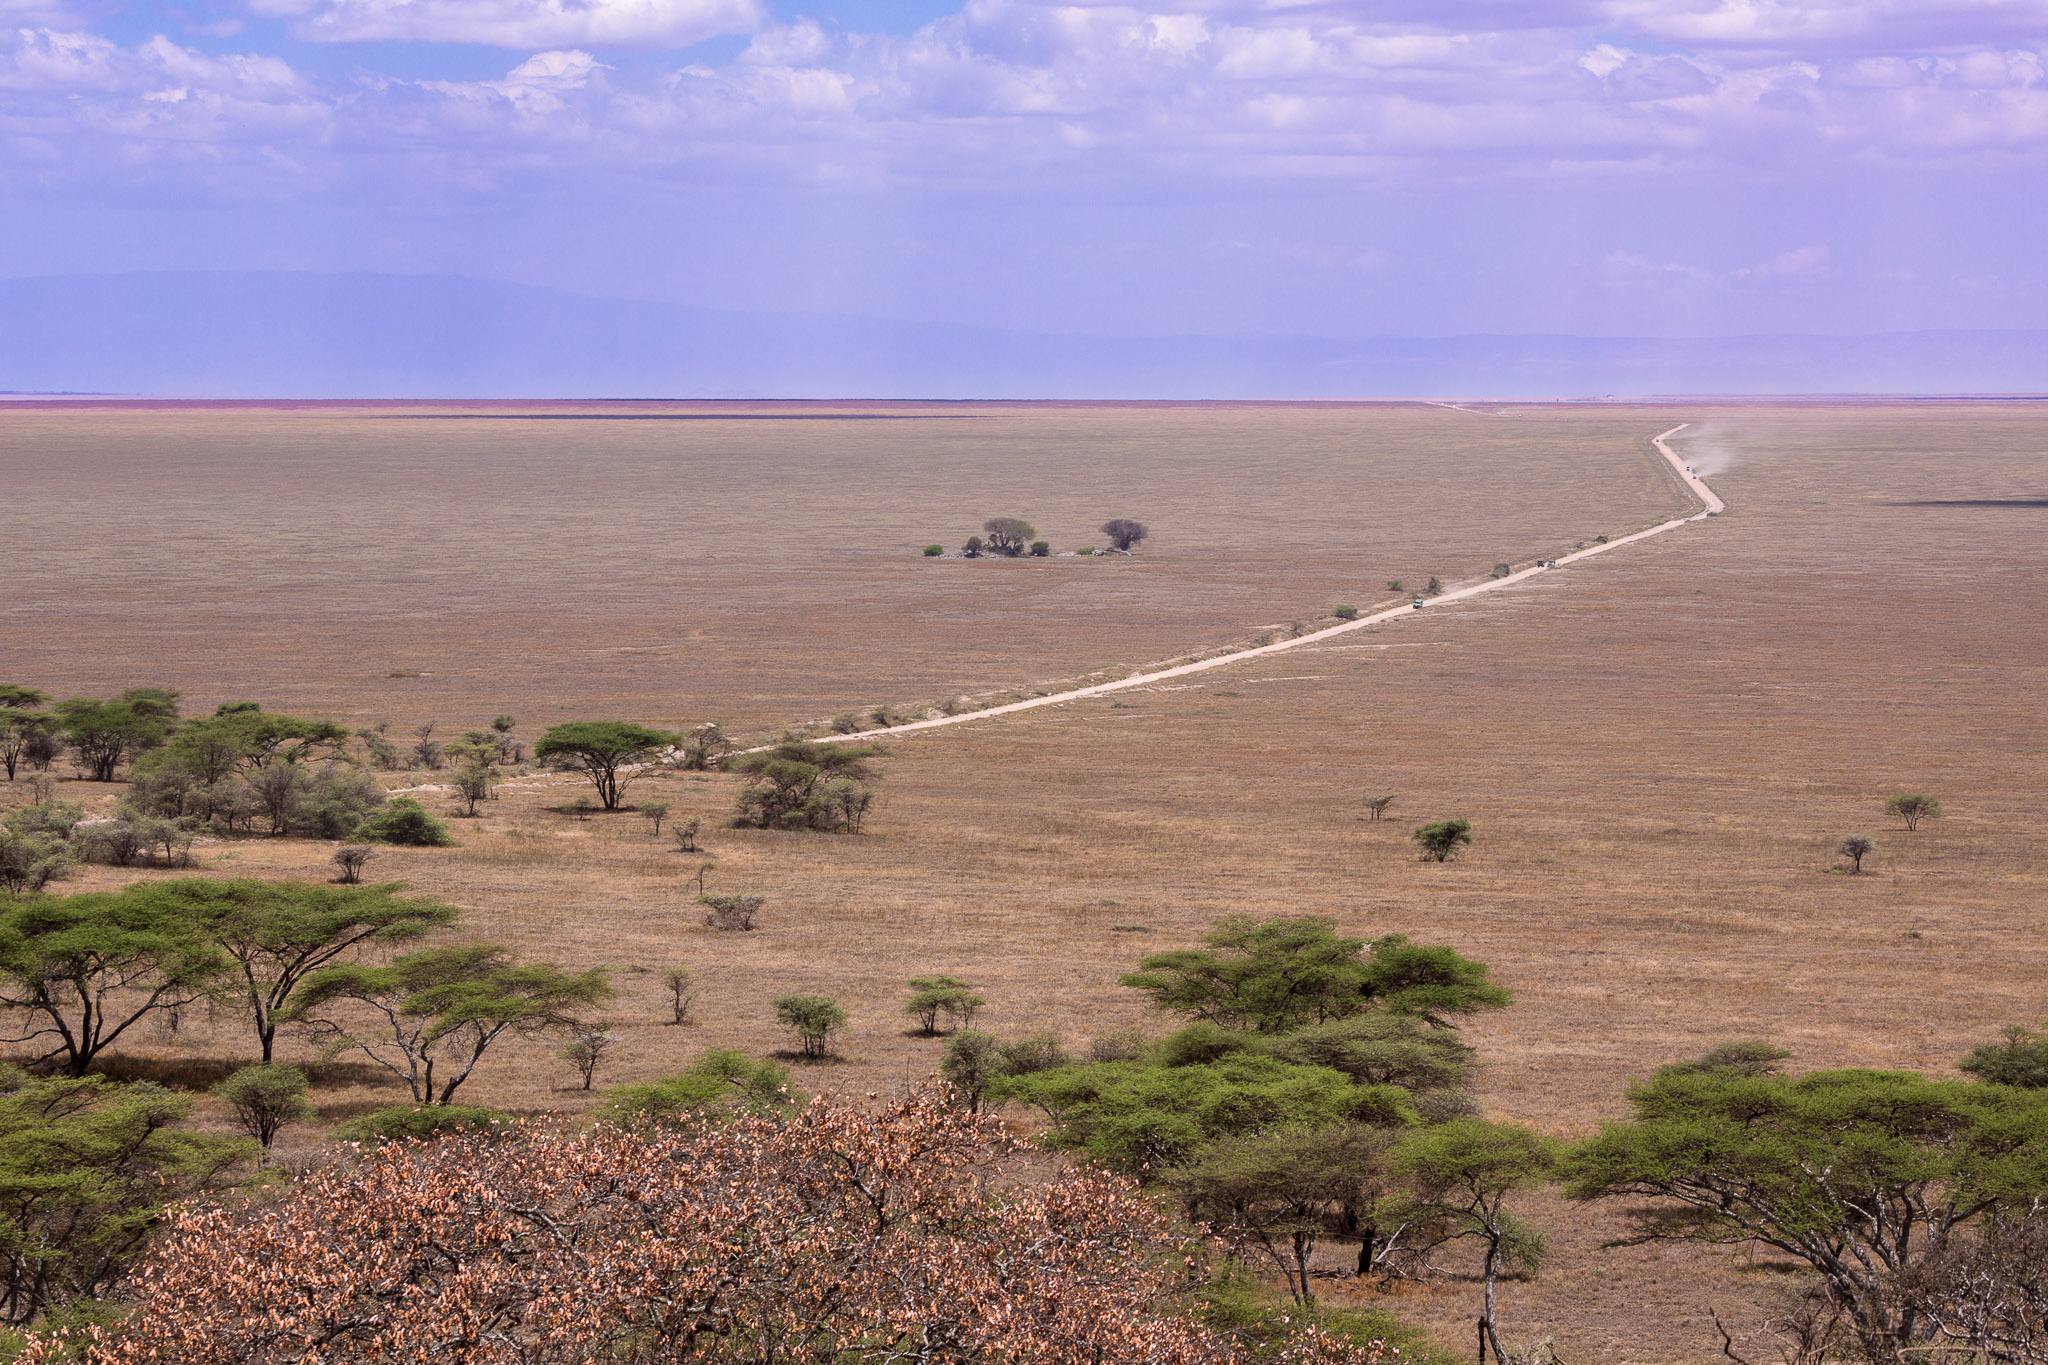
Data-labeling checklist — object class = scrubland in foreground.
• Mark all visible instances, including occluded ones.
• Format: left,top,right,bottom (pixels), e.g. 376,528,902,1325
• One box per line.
2,400,2045,1362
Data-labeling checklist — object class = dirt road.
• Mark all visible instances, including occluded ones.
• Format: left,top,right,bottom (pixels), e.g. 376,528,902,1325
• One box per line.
813,423,1718,746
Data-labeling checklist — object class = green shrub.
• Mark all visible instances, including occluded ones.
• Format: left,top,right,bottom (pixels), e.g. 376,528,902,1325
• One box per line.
1491,563,1511,578
774,995,848,1060
353,797,455,847
1413,818,1473,862
1029,541,1050,557
1594,534,1609,543
922,544,944,556
1423,576,1443,596
332,1103,509,1145
1333,605,1358,620
1076,546,1094,555
213,1064,313,1150
601,1049,801,1126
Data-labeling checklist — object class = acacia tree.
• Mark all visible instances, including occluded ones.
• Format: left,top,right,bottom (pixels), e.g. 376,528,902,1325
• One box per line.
1102,519,1149,552
1886,793,1943,831
1564,1065,2048,1362
54,698,175,781
982,517,1035,557
0,686,49,710
773,994,848,1060
902,974,984,1036
18,1091,1395,1365
1839,833,1875,873
282,944,612,1104
1176,1124,1400,1306
0,1069,251,1324
136,878,462,1062
534,721,677,811
0,891,225,1076
0,712,55,782
1361,794,1397,822
1119,915,1510,1034
729,739,881,832
1412,818,1473,862
1393,1119,1556,1362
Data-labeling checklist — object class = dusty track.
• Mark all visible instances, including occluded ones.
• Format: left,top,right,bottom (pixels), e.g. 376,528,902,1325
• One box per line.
812,423,1718,748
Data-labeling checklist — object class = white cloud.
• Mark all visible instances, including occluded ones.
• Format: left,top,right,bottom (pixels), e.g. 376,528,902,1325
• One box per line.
249,0,766,49
7,0,2048,194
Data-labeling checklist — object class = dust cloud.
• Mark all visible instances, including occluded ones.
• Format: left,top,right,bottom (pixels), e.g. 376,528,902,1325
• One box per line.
1672,421,1744,475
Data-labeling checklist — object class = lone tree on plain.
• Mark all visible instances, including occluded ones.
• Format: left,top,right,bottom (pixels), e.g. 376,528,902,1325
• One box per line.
773,994,848,1060
1413,818,1473,862
560,1024,619,1090
1101,519,1149,552
1886,793,1943,831
902,975,985,1036
639,800,671,836
534,721,677,811
1839,833,1875,873
981,518,1035,557
1362,794,1397,822
332,841,373,883
659,966,697,1025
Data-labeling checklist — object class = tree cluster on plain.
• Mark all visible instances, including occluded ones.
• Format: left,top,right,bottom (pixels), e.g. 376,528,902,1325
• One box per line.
944,517,1147,557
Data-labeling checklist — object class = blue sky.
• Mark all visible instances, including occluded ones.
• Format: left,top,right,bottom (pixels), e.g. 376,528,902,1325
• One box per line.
6,0,2048,339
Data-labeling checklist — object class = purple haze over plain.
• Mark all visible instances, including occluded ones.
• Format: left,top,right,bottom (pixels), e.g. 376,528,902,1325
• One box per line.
4,0,2048,389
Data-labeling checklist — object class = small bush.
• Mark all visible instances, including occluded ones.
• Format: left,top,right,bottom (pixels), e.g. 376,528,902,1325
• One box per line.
660,966,697,1025
1491,563,1512,578
1886,793,1943,831
1423,576,1443,596
560,1025,620,1091
830,712,861,734
332,1104,509,1145
1029,541,1050,557
353,797,455,847
962,536,983,558
213,1064,313,1150
639,800,671,835
922,544,944,556
1594,534,1609,544
1386,579,1404,592
1333,605,1358,620
1413,817,1473,862
1076,546,1094,555
902,975,985,1036
773,995,848,1060
702,893,764,931
332,844,374,883
1088,1029,1149,1063
997,1033,1071,1075
601,1049,800,1127
940,1031,1003,1111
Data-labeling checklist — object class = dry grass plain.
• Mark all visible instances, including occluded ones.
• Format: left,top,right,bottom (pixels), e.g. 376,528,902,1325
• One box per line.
4,399,2047,1362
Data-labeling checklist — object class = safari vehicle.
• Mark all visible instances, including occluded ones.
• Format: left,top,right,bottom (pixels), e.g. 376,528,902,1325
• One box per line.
1412,597,1424,609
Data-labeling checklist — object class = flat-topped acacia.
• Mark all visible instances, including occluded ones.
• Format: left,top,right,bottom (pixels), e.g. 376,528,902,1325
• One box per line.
534,721,678,810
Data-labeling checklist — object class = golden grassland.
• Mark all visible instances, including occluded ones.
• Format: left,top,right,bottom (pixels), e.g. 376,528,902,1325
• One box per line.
4,399,2047,1362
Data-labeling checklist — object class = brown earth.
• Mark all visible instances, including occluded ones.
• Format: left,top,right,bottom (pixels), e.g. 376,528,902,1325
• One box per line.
3,399,2046,1363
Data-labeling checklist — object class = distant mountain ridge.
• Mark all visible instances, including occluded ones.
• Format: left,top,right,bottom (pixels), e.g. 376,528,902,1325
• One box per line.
2,271,2045,399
